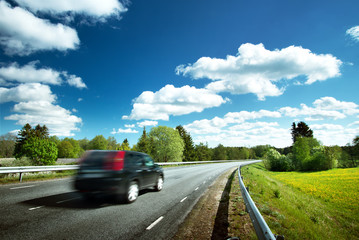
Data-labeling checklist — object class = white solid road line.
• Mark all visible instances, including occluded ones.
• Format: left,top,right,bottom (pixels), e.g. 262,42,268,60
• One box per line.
10,185,36,190
146,216,164,230
180,197,187,203
29,206,44,211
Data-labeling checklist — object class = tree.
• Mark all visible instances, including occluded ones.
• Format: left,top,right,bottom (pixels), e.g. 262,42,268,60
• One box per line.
107,136,118,150
251,145,271,159
195,142,212,161
78,138,90,151
212,144,227,160
149,126,184,162
136,127,150,154
22,137,58,165
0,133,16,158
89,135,108,150
176,125,197,161
291,121,313,143
119,138,131,150
57,140,75,158
14,123,50,159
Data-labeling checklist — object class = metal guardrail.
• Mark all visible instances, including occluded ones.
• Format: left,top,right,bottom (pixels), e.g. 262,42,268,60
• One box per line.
238,164,277,240
0,165,79,182
0,160,243,182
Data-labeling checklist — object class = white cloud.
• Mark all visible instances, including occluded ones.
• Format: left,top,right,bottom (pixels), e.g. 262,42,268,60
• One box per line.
0,62,86,88
1,83,83,137
15,0,127,20
183,96,359,148
4,101,82,136
0,1,79,56
111,128,139,134
125,124,135,128
137,120,158,128
279,97,359,120
123,84,228,120
65,73,87,89
0,83,56,103
346,26,359,42
176,43,342,100
184,110,281,135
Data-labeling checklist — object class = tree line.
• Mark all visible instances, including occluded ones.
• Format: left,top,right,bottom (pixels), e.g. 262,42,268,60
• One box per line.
263,121,359,172
0,122,358,169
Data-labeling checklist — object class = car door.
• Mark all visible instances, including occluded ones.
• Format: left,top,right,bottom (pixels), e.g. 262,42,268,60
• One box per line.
140,155,157,187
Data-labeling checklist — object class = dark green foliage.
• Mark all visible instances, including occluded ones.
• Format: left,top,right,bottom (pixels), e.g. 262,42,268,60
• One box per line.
252,145,271,158
136,127,150,154
212,144,227,160
195,142,212,161
263,148,292,172
0,133,16,158
291,121,313,143
14,123,50,160
176,125,197,161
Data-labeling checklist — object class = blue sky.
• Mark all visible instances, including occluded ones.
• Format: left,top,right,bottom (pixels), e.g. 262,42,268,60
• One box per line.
1,0,359,148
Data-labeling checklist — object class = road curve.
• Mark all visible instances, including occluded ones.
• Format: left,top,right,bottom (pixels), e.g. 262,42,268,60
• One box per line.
0,161,258,240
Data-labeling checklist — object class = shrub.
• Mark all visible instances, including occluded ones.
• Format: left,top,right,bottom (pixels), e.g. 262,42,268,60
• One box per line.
264,148,290,172
22,137,58,165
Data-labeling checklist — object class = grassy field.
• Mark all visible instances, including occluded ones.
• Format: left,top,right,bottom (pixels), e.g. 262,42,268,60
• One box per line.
237,163,359,239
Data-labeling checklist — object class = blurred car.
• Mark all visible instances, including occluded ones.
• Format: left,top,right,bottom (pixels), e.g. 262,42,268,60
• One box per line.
74,150,164,203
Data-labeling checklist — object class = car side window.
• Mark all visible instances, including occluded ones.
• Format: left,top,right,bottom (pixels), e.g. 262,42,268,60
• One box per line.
144,156,154,167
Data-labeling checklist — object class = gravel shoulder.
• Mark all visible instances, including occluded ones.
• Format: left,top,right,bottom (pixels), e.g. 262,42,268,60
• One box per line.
172,167,255,239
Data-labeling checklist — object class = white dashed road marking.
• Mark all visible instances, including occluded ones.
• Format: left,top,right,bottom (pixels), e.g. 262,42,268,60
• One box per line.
29,206,44,211
180,197,187,203
146,216,164,230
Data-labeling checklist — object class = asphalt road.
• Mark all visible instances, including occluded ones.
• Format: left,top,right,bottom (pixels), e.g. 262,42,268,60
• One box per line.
0,161,257,240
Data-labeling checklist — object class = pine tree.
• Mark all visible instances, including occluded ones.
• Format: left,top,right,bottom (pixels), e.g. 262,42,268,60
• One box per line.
291,121,313,144
176,125,197,161
137,127,150,154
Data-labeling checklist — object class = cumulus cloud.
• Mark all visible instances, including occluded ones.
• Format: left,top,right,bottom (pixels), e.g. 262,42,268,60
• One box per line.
64,73,87,89
346,26,359,42
4,101,82,136
0,83,56,103
279,97,359,120
0,1,79,56
14,0,127,20
123,84,228,120
137,120,158,128
184,110,281,135
182,96,358,148
0,62,86,88
1,83,82,136
111,128,138,134
176,43,342,100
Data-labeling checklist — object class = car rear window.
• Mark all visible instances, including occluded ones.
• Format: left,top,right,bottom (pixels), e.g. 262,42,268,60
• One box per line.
81,151,116,169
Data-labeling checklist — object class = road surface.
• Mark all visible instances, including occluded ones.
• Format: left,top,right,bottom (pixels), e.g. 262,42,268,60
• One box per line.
0,161,257,240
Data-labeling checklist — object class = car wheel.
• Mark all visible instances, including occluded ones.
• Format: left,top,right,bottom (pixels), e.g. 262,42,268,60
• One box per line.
155,175,163,191
126,181,139,203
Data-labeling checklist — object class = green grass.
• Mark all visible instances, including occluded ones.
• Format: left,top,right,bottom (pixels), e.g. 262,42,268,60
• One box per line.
240,163,359,239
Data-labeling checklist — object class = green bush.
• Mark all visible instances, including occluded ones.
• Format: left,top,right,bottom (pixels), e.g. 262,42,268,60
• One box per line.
264,148,291,172
22,137,58,165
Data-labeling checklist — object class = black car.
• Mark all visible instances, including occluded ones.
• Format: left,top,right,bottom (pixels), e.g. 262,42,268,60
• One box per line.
74,150,164,203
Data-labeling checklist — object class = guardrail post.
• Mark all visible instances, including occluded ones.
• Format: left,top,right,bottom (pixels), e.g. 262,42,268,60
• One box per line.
19,172,23,182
